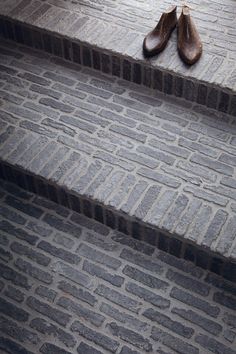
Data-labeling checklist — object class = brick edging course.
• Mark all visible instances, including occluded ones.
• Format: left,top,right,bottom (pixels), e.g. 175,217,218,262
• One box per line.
0,16,235,117
0,160,235,283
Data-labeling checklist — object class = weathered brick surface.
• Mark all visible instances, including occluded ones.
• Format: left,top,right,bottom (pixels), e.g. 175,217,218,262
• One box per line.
0,39,236,272
0,182,235,353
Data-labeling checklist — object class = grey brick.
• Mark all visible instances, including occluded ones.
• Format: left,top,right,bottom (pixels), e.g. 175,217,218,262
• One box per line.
26,296,71,327
112,232,154,255
18,72,51,86
216,216,236,255
223,313,236,328
188,205,213,242
0,220,38,245
4,104,42,122
0,205,26,225
150,138,190,159
57,280,96,306
151,327,199,354
0,337,34,354
0,296,29,322
77,342,102,354
10,241,50,266
100,302,148,332
43,71,76,86
72,160,102,193
189,122,228,141
146,190,178,224
76,81,112,98
35,285,57,303
95,170,125,201
206,184,236,201
120,346,141,354
162,194,189,231
71,320,119,352
0,262,31,290
38,240,80,265
137,145,175,165
15,258,52,285
43,213,81,237
87,95,123,112
123,265,168,290
126,282,170,309
0,315,39,344
178,160,217,183
58,296,105,327
195,334,236,354
24,101,58,119
31,318,75,348
138,168,179,188
110,124,147,142
70,212,109,236
26,220,52,238
213,292,236,311
144,308,193,338
51,151,80,182
121,180,148,214
77,243,121,270
135,185,161,219
178,137,218,158
20,120,57,138
83,260,124,287
4,285,24,303
30,83,61,99
0,128,25,156
221,176,236,189
202,210,228,247
5,195,43,218
190,153,234,176
39,97,74,113
59,114,96,134
53,233,74,249
0,246,12,262
137,124,175,142
167,269,209,296
183,185,228,206
170,287,219,317
120,248,163,274
113,95,149,113
117,148,158,169
80,132,116,152
58,135,94,154
40,146,71,178
40,343,71,354
107,322,152,352
172,307,222,335
52,261,93,289
95,284,141,313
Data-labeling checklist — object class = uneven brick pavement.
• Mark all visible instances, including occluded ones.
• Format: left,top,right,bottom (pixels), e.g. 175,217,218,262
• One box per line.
0,179,235,354
1,0,236,114
0,40,236,278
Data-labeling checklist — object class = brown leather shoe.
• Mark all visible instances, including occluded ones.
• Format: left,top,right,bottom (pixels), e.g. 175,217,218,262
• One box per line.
143,5,177,58
177,6,202,65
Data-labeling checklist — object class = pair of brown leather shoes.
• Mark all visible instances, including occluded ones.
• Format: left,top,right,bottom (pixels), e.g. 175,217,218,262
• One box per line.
143,5,202,65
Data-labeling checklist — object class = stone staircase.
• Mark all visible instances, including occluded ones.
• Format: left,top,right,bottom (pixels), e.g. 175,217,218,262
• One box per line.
0,0,236,282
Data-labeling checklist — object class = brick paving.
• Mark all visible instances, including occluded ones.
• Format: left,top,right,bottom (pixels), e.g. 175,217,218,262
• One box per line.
1,0,236,113
0,39,236,270
0,179,235,354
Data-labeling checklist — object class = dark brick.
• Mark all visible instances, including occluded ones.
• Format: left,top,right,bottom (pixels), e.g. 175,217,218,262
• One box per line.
77,243,121,270
133,63,141,84
15,258,52,284
126,282,170,309
213,292,236,310
153,68,163,91
0,205,26,225
52,261,94,289
35,285,57,303
167,269,210,296
100,303,148,332
27,296,71,327
107,322,152,352
95,284,141,313
112,232,154,255
0,315,39,344
40,343,71,354
0,220,38,245
0,297,29,322
77,342,102,354
195,334,235,354
71,321,119,353
172,307,222,335
144,308,193,338
18,72,50,86
218,91,230,113
83,260,124,287
43,213,81,237
112,56,120,77
123,265,168,290
120,346,141,354
0,337,34,354
10,241,50,266
0,262,31,289
151,327,199,354
4,285,24,303
170,287,220,317
58,280,96,306
72,42,81,64
58,296,105,327
92,49,101,70
163,73,173,94
37,240,80,265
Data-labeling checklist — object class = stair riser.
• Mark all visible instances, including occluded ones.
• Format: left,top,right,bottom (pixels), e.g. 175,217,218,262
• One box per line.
0,159,235,282
0,16,235,117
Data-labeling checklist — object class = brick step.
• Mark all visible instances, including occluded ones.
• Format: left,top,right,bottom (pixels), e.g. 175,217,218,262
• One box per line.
0,0,236,116
0,39,235,282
